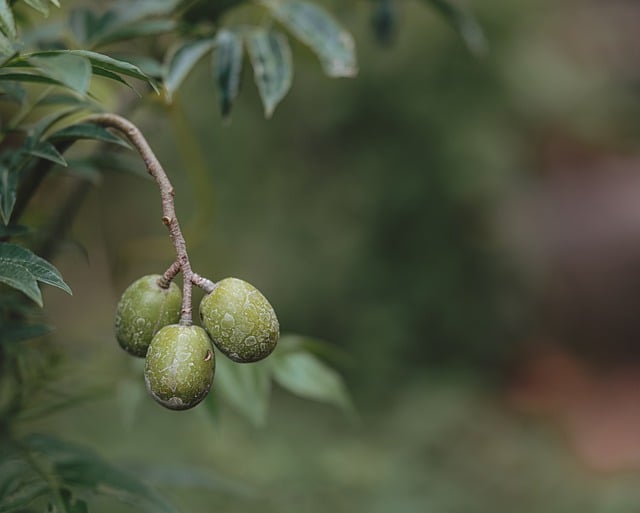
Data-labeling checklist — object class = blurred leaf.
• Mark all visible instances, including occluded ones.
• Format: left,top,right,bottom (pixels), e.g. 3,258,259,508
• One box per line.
132,464,255,498
25,434,178,513
276,334,351,365
28,108,82,142
0,455,47,513
27,141,67,167
110,0,179,24
116,378,144,430
262,0,357,78
245,29,292,118
93,19,177,48
0,242,72,307
371,0,395,45
0,81,25,103
0,32,13,60
69,7,105,45
0,0,16,39
36,93,94,107
271,351,355,417
213,351,271,427
0,322,51,344
22,0,52,17
28,54,92,96
48,123,131,149
0,163,18,226
0,223,28,237
58,489,89,513
214,30,243,118
163,38,215,101
422,0,488,56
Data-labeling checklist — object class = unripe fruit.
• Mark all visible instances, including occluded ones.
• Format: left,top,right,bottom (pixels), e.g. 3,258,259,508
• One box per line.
144,324,215,410
114,275,182,357
199,277,279,363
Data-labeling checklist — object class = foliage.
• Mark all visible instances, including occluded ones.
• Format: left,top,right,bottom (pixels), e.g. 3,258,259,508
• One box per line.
0,0,485,511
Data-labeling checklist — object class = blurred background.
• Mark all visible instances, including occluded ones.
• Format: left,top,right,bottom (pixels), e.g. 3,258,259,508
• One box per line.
27,0,640,511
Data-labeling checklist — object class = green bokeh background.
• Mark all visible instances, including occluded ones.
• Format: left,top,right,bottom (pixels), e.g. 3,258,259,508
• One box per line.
26,0,640,511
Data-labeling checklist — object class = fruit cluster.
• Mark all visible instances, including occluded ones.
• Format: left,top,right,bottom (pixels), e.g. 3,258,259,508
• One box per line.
115,275,279,410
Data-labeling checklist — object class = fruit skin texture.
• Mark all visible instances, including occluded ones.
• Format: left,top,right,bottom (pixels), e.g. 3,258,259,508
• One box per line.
114,275,182,357
144,324,215,410
199,277,279,363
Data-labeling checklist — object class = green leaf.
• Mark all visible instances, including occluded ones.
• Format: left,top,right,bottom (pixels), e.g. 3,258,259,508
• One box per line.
0,71,64,87
422,0,488,56
163,38,215,101
0,322,52,344
214,30,243,118
245,29,292,118
27,141,67,167
90,66,136,92
48,123,131,149
262,0,357,78
0,0,16,39
93,19,177,47
0,81,26,103
0,242,72,307
28,108,82,142
24,434,179,513
0,223,28,237
29,50,158,92
212,351,271,427
0,454,48,513
271,350,355,417
0,163,18,226
28,54,92,96
0,32,15,63
22,0,51,17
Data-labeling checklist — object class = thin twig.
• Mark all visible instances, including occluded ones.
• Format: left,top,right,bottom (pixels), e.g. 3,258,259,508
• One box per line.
87,114,199,325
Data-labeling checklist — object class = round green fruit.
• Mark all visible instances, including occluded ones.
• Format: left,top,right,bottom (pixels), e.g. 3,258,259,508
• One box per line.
114,275,182,357
144,324,215,410
199,277,279,363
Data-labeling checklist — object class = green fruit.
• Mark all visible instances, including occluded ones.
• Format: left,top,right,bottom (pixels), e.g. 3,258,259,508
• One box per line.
199,277,279,363
114,275,182,357
144,324,215,410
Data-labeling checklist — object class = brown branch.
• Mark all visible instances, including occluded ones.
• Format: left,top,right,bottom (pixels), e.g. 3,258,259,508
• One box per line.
87,113,200,325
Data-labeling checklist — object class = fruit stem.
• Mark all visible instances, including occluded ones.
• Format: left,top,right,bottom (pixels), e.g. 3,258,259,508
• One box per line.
191,273,216,294
158,260,181,288
87,114,196,325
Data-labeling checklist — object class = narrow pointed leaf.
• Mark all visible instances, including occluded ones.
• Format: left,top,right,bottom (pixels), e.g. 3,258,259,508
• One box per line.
245,29,292,118
27,141,67,167
28,54,92,95
423,0,487,56
49,123,131,149
0,71,64,87
214,30,243,118
0,0,16,39
22,0,50,17
271,350,355,417
262,0,357,77
0,163,18,225
29,50,158,92
0,242,72,306
163,38,215,100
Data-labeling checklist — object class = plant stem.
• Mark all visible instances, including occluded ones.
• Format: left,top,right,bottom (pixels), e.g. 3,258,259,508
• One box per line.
87,114,207,324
